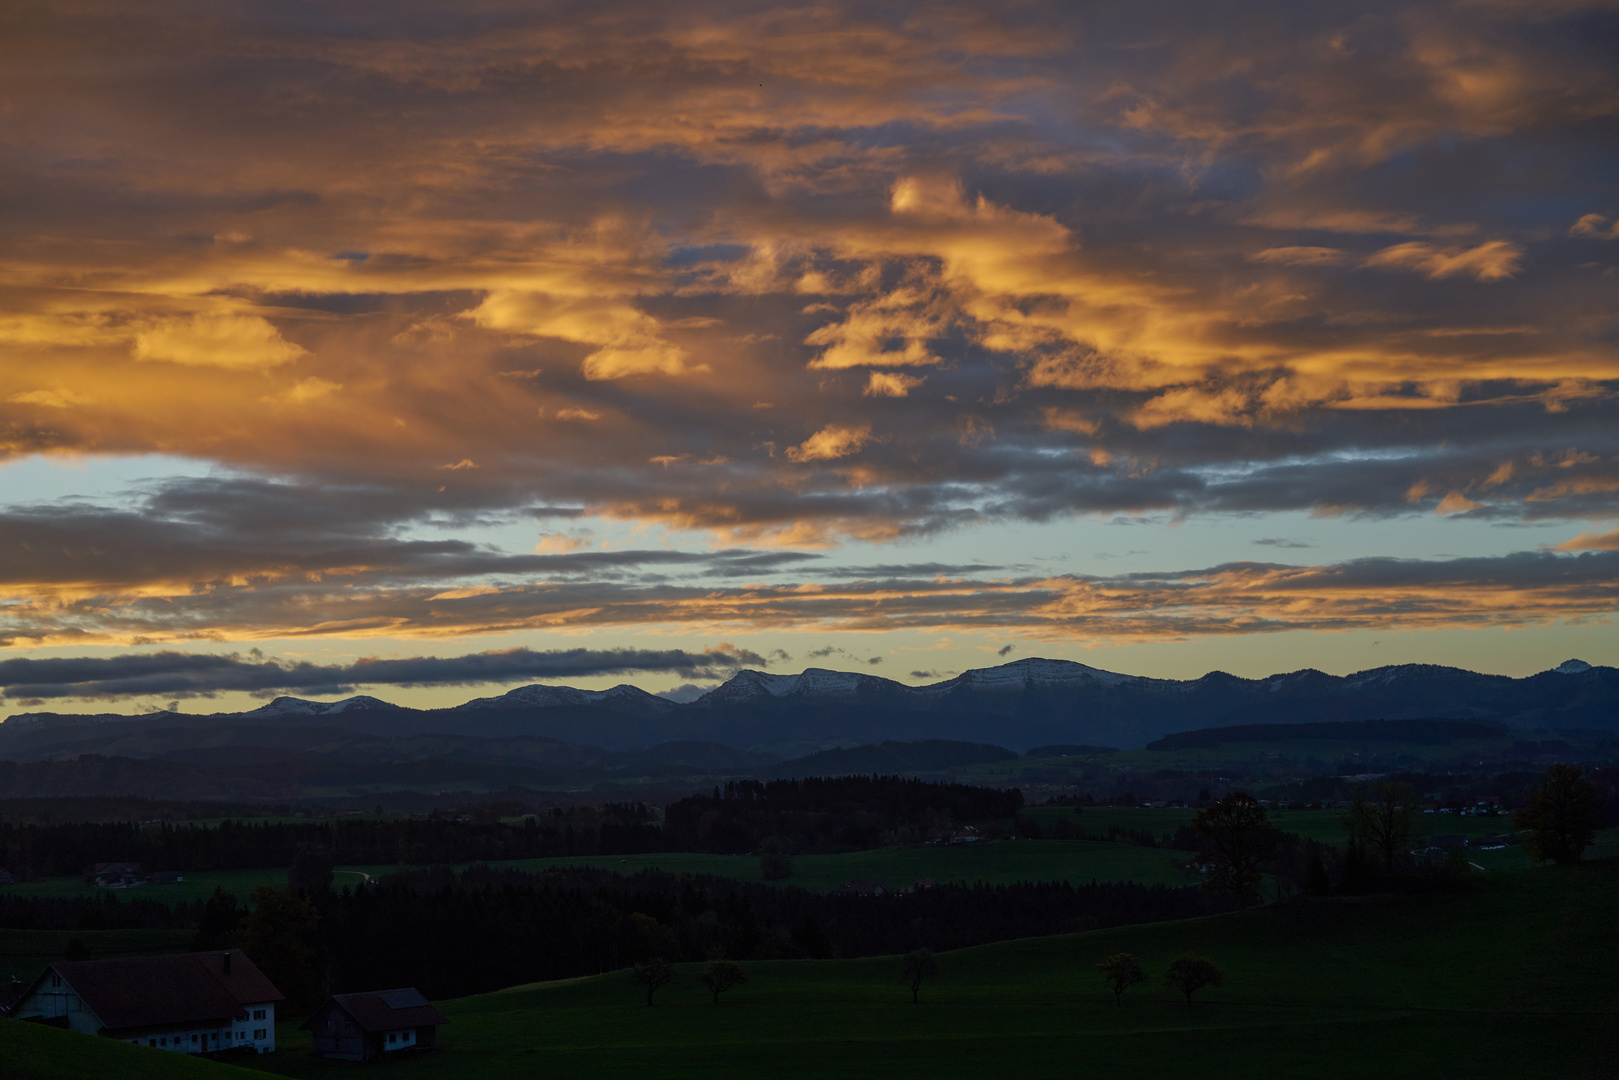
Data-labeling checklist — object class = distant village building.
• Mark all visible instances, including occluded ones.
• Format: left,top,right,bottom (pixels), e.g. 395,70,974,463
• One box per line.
304,988,447,1062
1427,834,1467,852
8,950,283,1054
89,863,143,888
838,880,887,896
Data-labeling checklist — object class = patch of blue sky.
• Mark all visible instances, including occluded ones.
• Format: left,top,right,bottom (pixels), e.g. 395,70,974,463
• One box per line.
0,453,222,509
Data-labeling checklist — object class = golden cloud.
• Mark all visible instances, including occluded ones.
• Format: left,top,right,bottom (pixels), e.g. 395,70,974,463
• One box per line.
134,313,308,369
1362,240,1524,281
786,423,875,463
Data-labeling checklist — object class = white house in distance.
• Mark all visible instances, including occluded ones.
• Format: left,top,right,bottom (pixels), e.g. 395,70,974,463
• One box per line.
9,949,283,1054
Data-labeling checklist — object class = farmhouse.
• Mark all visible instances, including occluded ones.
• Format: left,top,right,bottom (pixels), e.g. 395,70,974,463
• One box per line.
8,949,283,1054
304,987,448,1062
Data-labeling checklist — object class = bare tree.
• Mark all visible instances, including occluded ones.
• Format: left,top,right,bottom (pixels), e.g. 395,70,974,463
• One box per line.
631,957,674,1006
1345,781,1419,873
901,948,938,1003
1195,793,1280,898
1516,764,1602,865
1096,953,1147,1005
700,959,748,1004
1163,955,1223,1006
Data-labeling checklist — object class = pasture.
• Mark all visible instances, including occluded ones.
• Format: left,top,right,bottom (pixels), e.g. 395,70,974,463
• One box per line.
3,860,1614,1078
252,858,1616,1080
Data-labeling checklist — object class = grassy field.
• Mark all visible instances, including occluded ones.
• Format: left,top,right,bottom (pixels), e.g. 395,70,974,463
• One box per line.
5,860,1616,1078
489,839,1196,891
0,866,404,906
0,840,1195,904
8,820,1616,907
253,858,1616,1080
0,1020,278,1080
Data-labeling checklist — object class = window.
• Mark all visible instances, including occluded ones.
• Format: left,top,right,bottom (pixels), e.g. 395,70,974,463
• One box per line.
253,1009,265,1020
254,1028,267,1040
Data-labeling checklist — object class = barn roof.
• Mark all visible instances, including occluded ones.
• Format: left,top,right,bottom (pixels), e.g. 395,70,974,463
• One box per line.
312,988,448,1033
44,950,282,1032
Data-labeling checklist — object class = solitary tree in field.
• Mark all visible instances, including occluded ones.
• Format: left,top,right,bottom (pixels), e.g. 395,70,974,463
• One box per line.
901,948,938,1003
632,957,675,1006
700,959,748,1004
1195,793,1281,898
1163,955,1223,1006
1096,953,1147,1005
1346,781,1420,873
1516,764,1602,865
758,836,793,881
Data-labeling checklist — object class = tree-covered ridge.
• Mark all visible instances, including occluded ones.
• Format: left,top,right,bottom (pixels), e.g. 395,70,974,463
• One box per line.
1146,719,1509,752
662,776,1024,854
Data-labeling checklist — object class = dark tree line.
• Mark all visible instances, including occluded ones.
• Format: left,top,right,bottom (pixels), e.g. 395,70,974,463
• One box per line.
0,776,1023,878
0,810,643,878
0,863,1239,1004
662,776,1024,854
299,864,1232,1001
0,892,206,932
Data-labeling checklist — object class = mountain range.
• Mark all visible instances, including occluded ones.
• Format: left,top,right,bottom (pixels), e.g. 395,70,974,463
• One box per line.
3,656,1613,763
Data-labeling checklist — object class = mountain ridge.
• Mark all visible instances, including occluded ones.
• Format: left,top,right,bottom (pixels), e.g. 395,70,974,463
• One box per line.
2,656,1612,756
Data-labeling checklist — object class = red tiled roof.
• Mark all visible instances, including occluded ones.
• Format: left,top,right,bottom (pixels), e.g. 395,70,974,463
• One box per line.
320,989,448,1033
50,951,282,1032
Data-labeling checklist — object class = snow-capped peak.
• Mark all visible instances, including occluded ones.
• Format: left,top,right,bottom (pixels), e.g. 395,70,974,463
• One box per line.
693,667,896,706
245,695,398,717
1553,658,1593,674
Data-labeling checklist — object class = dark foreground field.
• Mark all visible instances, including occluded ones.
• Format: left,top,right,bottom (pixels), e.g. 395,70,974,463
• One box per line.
5,860,1617,1079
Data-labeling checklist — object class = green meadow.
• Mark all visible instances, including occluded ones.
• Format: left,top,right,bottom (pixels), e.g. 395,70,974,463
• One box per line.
0,838,1196,905
6,858,1615,1079
8,824,1617,907
489,838,1195,890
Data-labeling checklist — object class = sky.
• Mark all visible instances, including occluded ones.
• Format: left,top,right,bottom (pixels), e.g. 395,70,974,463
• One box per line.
1,0,1617,714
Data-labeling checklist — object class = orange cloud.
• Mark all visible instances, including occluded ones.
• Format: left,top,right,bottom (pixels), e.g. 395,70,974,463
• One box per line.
786,423,874,463
1556,528,1619,551
1362,241,1523,281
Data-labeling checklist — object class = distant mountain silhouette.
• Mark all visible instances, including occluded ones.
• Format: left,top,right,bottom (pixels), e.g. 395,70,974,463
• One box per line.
3,656,1614,759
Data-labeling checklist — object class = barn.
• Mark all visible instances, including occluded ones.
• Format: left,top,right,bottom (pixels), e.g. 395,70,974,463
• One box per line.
303,987,447,1061
8,950,283,1053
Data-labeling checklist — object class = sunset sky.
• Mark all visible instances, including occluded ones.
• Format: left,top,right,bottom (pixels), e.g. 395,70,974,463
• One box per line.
2,0,1617,713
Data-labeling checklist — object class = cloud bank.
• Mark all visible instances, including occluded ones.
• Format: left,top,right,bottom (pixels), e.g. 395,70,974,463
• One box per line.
0,0,1615,661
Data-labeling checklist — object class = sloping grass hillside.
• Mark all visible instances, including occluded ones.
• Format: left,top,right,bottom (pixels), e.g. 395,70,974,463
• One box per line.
258,860,1618,1080
6,862,1613,1079
0,1020,277,1080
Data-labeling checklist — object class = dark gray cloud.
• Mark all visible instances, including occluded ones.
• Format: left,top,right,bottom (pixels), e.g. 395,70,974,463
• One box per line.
0,646,770,703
